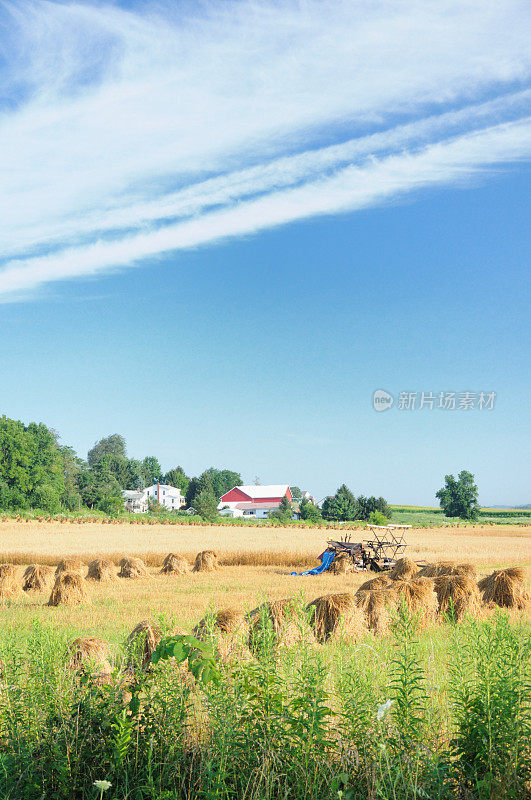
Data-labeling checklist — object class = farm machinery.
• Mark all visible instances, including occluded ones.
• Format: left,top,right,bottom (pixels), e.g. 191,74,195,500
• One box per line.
291,524,412,576
330,524,412,571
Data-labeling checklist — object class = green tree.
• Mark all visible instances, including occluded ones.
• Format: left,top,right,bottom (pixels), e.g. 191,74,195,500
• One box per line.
185,476,201,507
91,453,129,488
355,495,392,521
98,494,124,516
33,484,61,514
375,496,392,519
58,445,83,510
436,470,479,520
322,484,357,521
290,486,302,500
164,466,190,494
368,509,389,525
269,495,293,522
0,480,25,509
299,497,322,522
185,468,242,507
77,461,122,509
124,458,146,490
193,473,218,520
201,467,242,499
0,481,12,509
142,456,162,486
25,422,64,497
0,416,33,499
87,434,127,467
0,416,67,510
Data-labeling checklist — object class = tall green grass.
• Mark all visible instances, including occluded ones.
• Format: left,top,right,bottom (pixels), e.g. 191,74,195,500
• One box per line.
0,611,528,799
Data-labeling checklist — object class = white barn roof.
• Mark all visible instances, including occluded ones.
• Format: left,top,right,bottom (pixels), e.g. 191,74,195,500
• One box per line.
237,484,289,498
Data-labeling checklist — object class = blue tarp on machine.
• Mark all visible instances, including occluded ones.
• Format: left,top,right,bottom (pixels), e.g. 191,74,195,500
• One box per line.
290,550,336,576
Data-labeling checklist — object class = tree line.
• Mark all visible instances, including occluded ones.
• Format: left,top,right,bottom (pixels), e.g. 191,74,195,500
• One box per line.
0,414,479,521
0,416,241,517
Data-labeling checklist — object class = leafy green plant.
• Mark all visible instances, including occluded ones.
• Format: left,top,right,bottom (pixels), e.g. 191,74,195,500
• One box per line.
448,612,530,799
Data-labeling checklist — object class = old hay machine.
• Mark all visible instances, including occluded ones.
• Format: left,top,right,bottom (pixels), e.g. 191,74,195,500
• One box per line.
291,524,412,576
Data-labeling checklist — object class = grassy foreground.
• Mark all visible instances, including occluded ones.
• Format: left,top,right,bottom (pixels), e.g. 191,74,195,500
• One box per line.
0,522,529,799
0,609,528,800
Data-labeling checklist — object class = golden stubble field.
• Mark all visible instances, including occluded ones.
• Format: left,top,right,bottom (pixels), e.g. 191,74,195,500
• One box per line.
0,520,529,642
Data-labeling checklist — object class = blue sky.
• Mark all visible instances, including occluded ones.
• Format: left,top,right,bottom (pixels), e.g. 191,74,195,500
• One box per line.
0,1,530,504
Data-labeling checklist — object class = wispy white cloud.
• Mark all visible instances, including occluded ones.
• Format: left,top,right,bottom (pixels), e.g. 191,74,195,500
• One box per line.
0,0,530,300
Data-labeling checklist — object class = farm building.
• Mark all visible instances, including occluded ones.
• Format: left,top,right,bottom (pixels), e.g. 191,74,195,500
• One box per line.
218,484,293,518
122,489,148,514
122,483,185,513
145,483,185,510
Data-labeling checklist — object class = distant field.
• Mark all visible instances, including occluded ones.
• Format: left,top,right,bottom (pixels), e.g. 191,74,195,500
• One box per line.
389,505,531,525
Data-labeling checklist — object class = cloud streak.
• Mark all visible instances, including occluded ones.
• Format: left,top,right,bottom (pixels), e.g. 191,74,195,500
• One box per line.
0,0,530,299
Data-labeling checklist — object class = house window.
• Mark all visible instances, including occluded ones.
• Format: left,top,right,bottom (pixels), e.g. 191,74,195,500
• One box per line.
243,510,255,516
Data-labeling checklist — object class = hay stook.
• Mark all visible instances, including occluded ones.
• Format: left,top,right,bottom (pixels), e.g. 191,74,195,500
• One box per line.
55,558,85,576
357,574,393,592
126,620,162,671
330,552,354,575
417,561,477,579
248,598,316,650
194,609,250,662
67,637,112,684
48,571,87,606
0,564,20,599
161,553,190,575
387,577,439,626
118,557,149,579
477,567,528,610
194,608,246,638
354,589,398,635
193,550,218,572
306,592,366,643
23,564,53,592
87,559,116,581
433,574,481,620
388,557,418,581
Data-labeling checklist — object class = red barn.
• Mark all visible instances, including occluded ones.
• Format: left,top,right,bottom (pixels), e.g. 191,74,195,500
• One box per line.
217,484,292,518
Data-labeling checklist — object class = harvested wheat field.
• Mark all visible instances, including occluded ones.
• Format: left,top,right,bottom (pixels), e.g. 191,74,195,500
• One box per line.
0,531,527,800
0,520,527,643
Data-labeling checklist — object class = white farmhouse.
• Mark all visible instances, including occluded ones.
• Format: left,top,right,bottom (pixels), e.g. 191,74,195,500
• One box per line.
145,483,185,510
122,483,185,513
